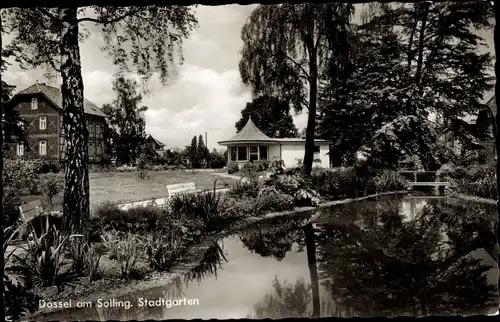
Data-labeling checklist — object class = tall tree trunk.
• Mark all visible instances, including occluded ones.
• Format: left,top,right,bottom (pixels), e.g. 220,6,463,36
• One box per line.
59,8,90,235
494,1,500,310
414,2,429,88
303,45,318,176
305,223,320,317
0,12,5,318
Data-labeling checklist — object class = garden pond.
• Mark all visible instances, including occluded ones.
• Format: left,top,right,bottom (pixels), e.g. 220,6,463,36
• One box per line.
34,195,499,320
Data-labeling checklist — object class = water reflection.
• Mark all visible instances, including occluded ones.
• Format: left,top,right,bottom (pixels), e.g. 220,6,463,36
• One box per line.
36,197,498,320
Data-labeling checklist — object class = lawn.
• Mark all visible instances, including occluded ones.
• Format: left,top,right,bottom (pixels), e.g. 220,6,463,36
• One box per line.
21,171,239,212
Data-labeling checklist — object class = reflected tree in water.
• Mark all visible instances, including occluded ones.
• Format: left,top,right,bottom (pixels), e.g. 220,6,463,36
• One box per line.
184,240,228,286
317,199,498,317
238,218,306,260
239,218,323,317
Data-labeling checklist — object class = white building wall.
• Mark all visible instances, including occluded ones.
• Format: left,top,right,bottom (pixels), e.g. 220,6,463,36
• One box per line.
268,145,281,162
280,143,330,168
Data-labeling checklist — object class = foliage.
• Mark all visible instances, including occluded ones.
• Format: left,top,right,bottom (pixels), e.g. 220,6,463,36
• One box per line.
101,77,148,166
184,241,228,284
235,95,298,138
197,135,210,169
116,164,137,172
168,184,224,225
256,187,295,214
39,172,65,204
135,150,150,180
373,170,410,193
448,164,497,200
4,5,198,235
208,149,227,169
317,199,497,316
101,230,144,279
66,236,103,281
229,179,260,199
239,3,354,174
3,158,40,195
317,2,494,169
251,276,311,318
310,168,358,199
219,196,258,219
144,229,185,271
226,161,239,174
93,202,171,234
3,187,23,234
294,188,321,207
14,217,74,287
185,136,199,168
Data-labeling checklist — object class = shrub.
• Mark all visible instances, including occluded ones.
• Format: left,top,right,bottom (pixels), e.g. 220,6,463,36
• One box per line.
39,173,64,204
269,157,285,176
220,197,258,219
256,187,294,214
4,159,40,195
144,230,185,271
3,187,22,235
226,161,239,174
93,202,171,233
136,153,150,179
294,188,321,207
168,184,224,225
310,168,358,199
228,180,260,198
374,170,410,193
14,217,74,286
267,174,304,196
66,238,103,281
116,165,137,172
101,230,144,278
449,164,497,200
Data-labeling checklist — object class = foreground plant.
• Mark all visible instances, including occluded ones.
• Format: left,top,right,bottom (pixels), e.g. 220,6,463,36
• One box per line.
144,230,185,271
14,217,75,287
101,230,144,278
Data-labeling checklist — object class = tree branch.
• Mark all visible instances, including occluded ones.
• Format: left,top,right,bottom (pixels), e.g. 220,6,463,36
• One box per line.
77,8,144,25
37,8,61,23
284,53,310,81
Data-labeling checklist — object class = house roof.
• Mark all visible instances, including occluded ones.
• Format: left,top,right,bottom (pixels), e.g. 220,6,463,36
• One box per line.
147,134,166,147
218,117,330,145
15,83,107,118
219,116,273,143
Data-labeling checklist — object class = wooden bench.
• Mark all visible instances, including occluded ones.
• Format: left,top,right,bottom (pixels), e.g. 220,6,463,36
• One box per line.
19,199,44,222
167,182,197,198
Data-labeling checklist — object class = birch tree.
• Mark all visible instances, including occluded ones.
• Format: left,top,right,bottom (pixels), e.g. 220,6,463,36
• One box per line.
239,3,354,175
2,6,197,234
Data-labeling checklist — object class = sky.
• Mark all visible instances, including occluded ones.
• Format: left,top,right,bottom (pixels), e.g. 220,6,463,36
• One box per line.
2,4,495,150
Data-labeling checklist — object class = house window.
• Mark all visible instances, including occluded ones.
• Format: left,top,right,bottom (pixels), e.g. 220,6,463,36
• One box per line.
313,146,320,153
17,142,24,156
230,147,237,161
249,146,259,162
39,140,47,155
39,116,47,130
259,146,268,161
31,97,38,110
237,146,247,161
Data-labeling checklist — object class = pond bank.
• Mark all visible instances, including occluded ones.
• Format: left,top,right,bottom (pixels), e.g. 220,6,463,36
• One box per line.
455,194,497,205
25,190,409,320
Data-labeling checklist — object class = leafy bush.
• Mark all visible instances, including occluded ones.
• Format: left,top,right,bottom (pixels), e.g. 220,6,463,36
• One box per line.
144,230,185,271
310,168,358,199
267,174,304,196
256,187,294,214
67,238,103,281
4,159,40,195
168,185,224,225
101,230,144,279
3,187,22,235
221,196,259,219
449,164,497,200
39,173,64,204
93,202,171,233
374,170,410,192
136,153,150,179
294,188,321,207
14,217,74,286
226,161,239,174
269,157,286,176
229,180,260,198
208,150,227,169
37,161,61,174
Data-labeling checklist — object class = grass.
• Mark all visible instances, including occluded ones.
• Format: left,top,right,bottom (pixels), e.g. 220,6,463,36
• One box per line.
21,171,238,210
